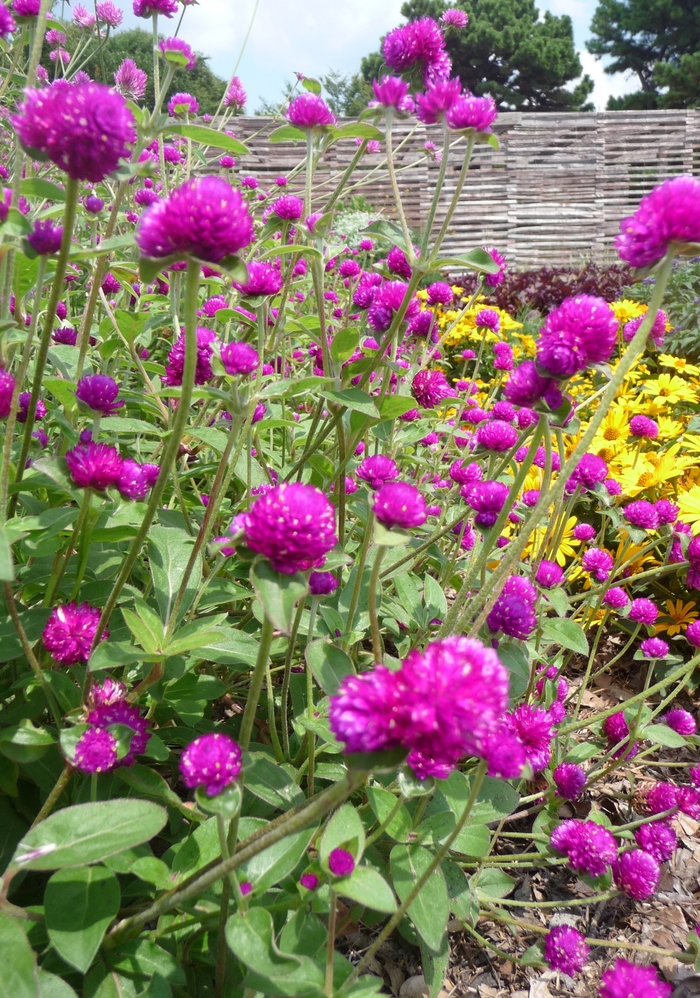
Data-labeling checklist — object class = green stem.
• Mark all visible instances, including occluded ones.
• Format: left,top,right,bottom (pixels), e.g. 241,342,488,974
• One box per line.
385,111,414,256
343,511,374,639
90,259,202,657
368,544,386,663
3,582,62,730
325,889,337,997
43,490,92,607
429,130,476,260
12,178,80,505
420,122,451,259
280,601,305,760
239,613,274,751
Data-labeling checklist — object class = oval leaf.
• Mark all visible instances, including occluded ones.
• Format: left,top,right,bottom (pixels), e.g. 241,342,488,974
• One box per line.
45,866,120,973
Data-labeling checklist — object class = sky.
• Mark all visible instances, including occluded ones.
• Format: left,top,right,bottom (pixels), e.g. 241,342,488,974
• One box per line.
119,0,637,112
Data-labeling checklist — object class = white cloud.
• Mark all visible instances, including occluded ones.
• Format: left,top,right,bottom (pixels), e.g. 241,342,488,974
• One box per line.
578,49,637,110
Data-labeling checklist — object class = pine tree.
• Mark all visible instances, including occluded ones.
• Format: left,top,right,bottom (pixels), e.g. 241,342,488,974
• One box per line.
360,0,594,111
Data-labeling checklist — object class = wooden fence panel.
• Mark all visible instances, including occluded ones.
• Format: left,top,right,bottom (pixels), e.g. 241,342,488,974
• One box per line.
231,110,700,268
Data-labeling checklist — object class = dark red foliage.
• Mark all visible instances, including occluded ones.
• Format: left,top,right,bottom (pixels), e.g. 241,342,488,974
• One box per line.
454,263,634,314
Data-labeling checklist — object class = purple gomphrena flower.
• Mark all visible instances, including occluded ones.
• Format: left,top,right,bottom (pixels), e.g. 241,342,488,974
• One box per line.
464,480,509,528
655,499,679,525
475,419,518,452
84,195,104,214
43,602,107,664
664,708,697,735
75,374,123,416
96,0,122,25
136,177,254,263
678,786,700,819
52,326,78,345
550,819,617,877
487,591,537,640
180,732,242,797
600,959,672,998
17,393,45,423
397,636,510,775
416,77,462,125
411,368,453,408
537,295,618,379
373,481,427,530
508,704,553,773
570,454,609,492
13,0,40,16
74,728,118,774
232,260,283,297
371,76,414,113
634,821,676,863
168,92,198,116
628,598,658,624
640,637,669,659
287,93,336,128
382,16,448,82
554,762,587,800
13,83,135,183
603,587,629,609
72,5,95,27
224,77,247,111
623,308,668,347
581,548,614,582
623,500,659,531
356,455,398,490
617,175,700,269
221,341,259,376
613,849,660,900
308,571,338,597
446,94,498,132
426,280,453,306
493,344,514,373
65,442,123,491
330,667,405,753
159,37,195,68
328,848,355,877
484,246,506,286
300,873,319,890
544,925,589,976
535,560,564,589
0,5,16,34
572,522,596,542
90,677,128,707
114,58,148,101
367,280,419,332
338,259,361,279
164,327,218,386
87,700,148,765
483,725,527,779
272,195,304,221
629,414,658,439
133,0,178,14
244,482,337,574
503,360,561,409
117,459,159,501
687,620,700,649
387,245,412,280
441,8,468,28
27,219,63,255
0,369,15,418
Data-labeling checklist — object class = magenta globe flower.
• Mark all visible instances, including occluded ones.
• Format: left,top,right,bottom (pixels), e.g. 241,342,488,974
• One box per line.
373,481,427,530
287,93,336,128
27,219,63,255
329,666,405,753
308,570,338,596
0,369,15,419
43,602,108,664
65,442,123,491
634,821,676,862
600,959,672,998
220,341,259,376
168,92,198,116
114,58,148,101
244,482,337,574
74,728,119,774
550,819,617,877
475,419,518,452
612,849,660,899
507,704,553,773
382,16,448,83
446,95,497,132
87,700,149,765
13,83,136,183
164,327,218,386
371,76,414,112
553,762,586,800
328,848,355,877
136,177,254,263
543,925,589,976
159,37,196,69
117,459,159,501
415,77,462,124
356,455,399,490
232,260,283,297
180,732,242,797
617,175,700,269
133,0,178,15
75,374,123,416
0,5,16,34
640,637,669,658
271,195,304,221
537,295,618,379
663,707,696,735
411,368,453,408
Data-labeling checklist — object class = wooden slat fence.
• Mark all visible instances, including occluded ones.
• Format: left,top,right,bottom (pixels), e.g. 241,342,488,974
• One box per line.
230,110,700,268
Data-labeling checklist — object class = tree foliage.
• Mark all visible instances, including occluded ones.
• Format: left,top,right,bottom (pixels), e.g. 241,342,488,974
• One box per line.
360,0,594,111
43,27,227,113
587,0,700,108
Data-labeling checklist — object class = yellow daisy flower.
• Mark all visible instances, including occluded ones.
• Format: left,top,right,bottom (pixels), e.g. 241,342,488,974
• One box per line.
654,599,699,636
658,354,700,377
640,374,697,406
676,485,700,534
611,299,647,325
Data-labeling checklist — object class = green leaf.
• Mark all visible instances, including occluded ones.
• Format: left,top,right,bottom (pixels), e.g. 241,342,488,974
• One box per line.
148,525,201,626
330,326,360,365
107,940,185,984
541,617,588,655
471,867,516,899
239,825,316,895
374,521,412,547
38,970,77,998
642,723,688,748
305,639,353,696
100,416,162,435
268,124,306,144
320,803,366,869
44,866,120,973
11,799,167,870
301,76,322,95
442,860,478,925
321,388,379,418
196,628,260,667
379,396,418,420
0,913,39,998
114,765,191,814
88,641,145,672
433,248,500,273
245,753,305,810
21,178,67,202
166,124,249,156
121,603,164,655
225,908,324,994
366,786,411,842
420,932,449,998
470,776,520,825
69,234,135,261
0,721,55,763
390,845,449,952
195,783,241,819
329,123,384,141
250,559,308,634
335,865,396,913
496,642,530,698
